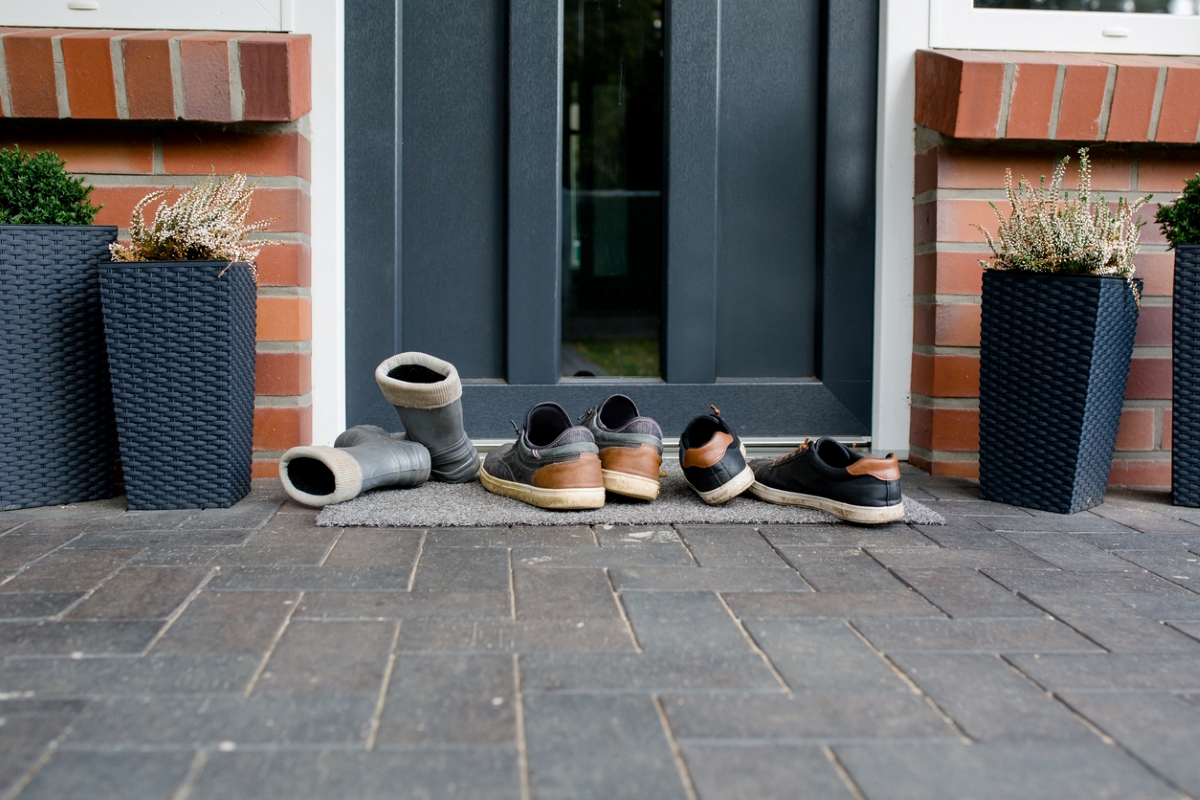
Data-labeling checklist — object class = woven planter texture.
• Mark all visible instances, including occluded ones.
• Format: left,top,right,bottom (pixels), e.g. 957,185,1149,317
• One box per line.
1,225,119,510
979,271,1139,514
99,260,256,510
1174,244,1200,506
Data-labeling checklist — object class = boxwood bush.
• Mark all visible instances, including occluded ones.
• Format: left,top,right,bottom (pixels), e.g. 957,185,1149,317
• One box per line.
1157,173,1200,248
0,146,100,225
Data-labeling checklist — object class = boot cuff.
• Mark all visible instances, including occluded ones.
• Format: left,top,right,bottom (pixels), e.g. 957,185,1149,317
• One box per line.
375,352,463,409
279,446,364,506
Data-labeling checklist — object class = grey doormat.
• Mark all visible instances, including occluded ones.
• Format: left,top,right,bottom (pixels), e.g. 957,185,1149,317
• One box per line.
317,463,944,527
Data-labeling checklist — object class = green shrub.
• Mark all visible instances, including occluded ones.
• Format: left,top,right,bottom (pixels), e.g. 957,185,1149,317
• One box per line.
0,146,100,225
1156,173,1200,248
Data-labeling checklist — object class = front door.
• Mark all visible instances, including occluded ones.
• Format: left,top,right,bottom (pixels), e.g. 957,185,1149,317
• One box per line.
345,0,879,440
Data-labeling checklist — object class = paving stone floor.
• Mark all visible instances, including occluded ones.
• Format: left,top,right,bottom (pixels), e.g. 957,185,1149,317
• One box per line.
2,465,1200,799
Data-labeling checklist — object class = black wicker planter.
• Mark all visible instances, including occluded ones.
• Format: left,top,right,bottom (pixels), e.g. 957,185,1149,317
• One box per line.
1,225,119,510
979,270,1140,514
99,260,257,510
1173,244,1200,506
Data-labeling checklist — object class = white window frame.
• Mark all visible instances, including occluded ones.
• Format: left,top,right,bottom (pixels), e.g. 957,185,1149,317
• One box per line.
931,0,1200,55
0,0,294,32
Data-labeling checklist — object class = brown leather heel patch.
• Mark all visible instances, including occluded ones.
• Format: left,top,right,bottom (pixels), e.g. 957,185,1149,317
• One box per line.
846,455,900,481
682,432,734,469
600,444,663,480
531,452,604,489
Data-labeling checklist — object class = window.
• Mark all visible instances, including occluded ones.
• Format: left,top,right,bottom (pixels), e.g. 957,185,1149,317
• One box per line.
930,0,1200,54
0,0,292,32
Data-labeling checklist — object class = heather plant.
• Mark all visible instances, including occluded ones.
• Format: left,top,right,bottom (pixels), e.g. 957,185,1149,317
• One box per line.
110,172,281,281
0,146,100,225
1155,172,1200,248
975,149,1149,300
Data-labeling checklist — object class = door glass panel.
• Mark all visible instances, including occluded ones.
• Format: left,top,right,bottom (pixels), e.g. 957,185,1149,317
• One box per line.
975,0,1197,12
561,0,665,378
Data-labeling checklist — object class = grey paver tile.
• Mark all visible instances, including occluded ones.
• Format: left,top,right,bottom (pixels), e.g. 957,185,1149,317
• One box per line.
1,548,141,593
514,568,620,620
663,691,952,740
243,517,338,547
833,742,1180,800
760,524,934,549
80,510,196,532
127,546,226,566
680,743,856,800
176,502,281,531
65,566,208,620
673,526,788,568
983,567,1191,595
295,590,512,619
187,749,519,800
410,547,511,593
1006,653,1200,691
1060,691,1200,796
723,590,943,619
0,620,161,655
16,750,194,800
255,619,395,696
513,544,694,568
0,497,125,523
852,618,1101,653
1170,620,1200,640
321,529,421,567
621,591,749,652
524,693,688,800
890,652,1095,742
203,544,329,565
917,499,1034,516
787,552,909,593
595,527,681,547
1090,503,1200,533
1038,613,1200,654
397,618,636,652
973,511,1135,533
1112,550,1200,591
906,479,981,501
609,567,810,592
888,566,1046,623
1018,590,1153,620
519,651,779,692
914,526,1021,549
426,525,595,547
1078,532,1200,551
866,546,1058,570
375,653,514,745
0,534,78,569
1116,592,1200,621
744,619,911,692
997,532,1148,571
72,530,252,548
151,590,297,656
0,592,83,619
207,565,411,591
0,654,257,696
0,699,85,793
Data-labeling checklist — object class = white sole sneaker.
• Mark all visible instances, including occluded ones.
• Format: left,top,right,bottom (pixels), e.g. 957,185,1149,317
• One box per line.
479,465,606,510
690,464,755,506
602,470,660,501
748,481,905,524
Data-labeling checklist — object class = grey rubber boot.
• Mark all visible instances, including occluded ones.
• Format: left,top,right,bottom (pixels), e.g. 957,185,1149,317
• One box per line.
375,352,480,483
278,425,431,507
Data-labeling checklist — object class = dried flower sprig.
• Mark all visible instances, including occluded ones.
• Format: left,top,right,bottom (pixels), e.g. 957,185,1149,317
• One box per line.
974,149,1149,303
109,171,282,282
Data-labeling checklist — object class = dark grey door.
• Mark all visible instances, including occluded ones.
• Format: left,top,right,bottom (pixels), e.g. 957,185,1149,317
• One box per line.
346,0,878,439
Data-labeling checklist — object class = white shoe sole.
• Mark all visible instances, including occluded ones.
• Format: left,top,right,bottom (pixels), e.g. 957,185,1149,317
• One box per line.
602,470,660,501
479,465,606,510
748,481,905,525
690,464,755,505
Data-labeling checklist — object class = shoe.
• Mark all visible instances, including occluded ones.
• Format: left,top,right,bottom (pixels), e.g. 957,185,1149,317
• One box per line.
278,425,431,507
749,437,905,524
479,402,606,510
678,406,755,505
375,352,480,483
580,394,663,501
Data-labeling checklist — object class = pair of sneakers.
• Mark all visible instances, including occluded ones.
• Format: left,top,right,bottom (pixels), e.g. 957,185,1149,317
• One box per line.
480,395,663,510
679,407,906,524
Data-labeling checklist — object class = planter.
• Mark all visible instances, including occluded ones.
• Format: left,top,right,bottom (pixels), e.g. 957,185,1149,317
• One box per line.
979,271,1140,514
1173,244,1200,506
99,260,257,510
1,225,119,509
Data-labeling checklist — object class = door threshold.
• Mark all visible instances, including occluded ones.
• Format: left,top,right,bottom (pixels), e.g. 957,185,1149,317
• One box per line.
470,435,872,458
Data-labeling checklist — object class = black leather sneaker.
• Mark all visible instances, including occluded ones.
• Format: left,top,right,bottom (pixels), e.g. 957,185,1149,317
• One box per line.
678,406,755,505
749,437,905,524
580,394,664,501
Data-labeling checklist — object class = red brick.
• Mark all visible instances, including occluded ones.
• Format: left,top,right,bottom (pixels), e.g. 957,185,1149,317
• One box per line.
1006,60,1058,140
1105,63,1160,142
1139,156,1200,192
910,405,979,451
934,199,1002,244
1108,458,1170,488
1055,62,1111,141
1115,408,1155,451
257,296,312,341
1125,357,1172,399
59,32,128,119
916,50,1006,139
1155,64,1200,144
253,404,312,451
1140,204,1168,246
914,201,936,246
90,186,185,228
934,252,986,295
255,350,312,396
179,33,238,122
239,34,312,122
252,458,280,479
932,149,1131,191
908,450,933,474
915,148,939,196
5,127,153,173
1134,305,1172,347
916,50,964,136
1134,252,1174,297
931,460,980,479
914,303,982,347
161,130,311,181
4,30,59,117
253,188,310,235
120,31,180,120
1163,409,1172,450
256,242,312,287
911,353,980,398
914,253,937,296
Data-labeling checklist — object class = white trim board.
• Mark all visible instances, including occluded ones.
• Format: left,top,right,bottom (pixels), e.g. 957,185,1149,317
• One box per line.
0,0,295,32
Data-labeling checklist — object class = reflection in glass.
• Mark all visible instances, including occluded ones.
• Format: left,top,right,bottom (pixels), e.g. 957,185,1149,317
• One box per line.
975,0,1197,13
561,0,665,378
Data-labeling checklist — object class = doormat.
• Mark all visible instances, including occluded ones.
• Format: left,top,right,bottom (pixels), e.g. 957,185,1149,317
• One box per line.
317,462,945,527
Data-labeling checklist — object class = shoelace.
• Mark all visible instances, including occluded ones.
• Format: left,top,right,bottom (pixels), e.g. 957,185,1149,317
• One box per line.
576,407,597,425
771,437,811,467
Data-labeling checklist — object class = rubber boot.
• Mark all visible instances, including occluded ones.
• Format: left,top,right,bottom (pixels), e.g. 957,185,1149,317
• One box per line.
278,425,431,507
375,352,480,482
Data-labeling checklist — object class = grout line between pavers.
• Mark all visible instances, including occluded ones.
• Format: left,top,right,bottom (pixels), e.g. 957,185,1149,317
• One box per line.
823,745,868,800
0,700,89,800
0,521,28,538
168,750,209,800
653,695,700,800
0,531,92,589
754,528,816,590
405,530,426,592
141,567,219,657
861,548,951,618
1164,620,1200,645
52,549,147,622
508,547,517,621
996,653,1116,745
243,590,304,697
365,620,402,751
513,653,532,800
716,592,791,695
605,567,643,653
673,526,702,567
317,527,345,567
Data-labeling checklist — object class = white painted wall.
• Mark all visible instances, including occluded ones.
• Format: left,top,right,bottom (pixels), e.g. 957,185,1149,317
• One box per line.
293,0,346,446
